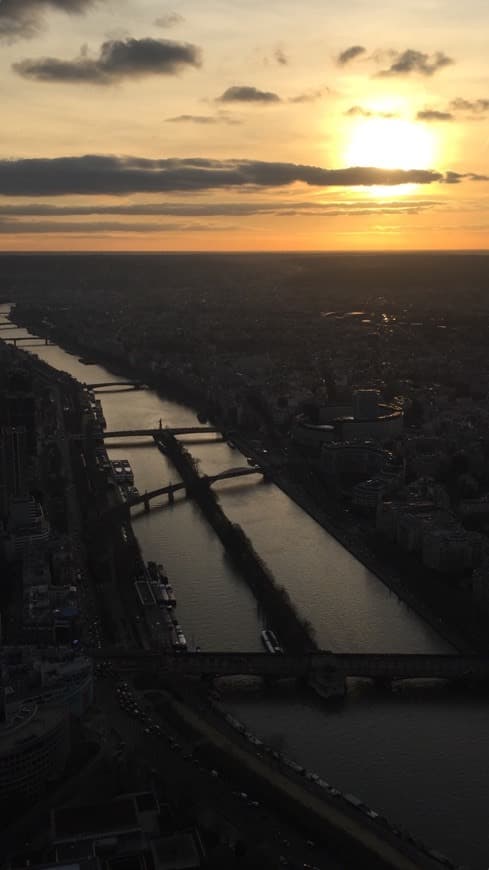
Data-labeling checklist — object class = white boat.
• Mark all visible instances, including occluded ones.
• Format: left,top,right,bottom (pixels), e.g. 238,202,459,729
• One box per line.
165,583,176,607
261,628,284,654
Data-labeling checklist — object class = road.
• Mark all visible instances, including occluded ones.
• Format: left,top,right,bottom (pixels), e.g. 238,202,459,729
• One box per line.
95,672,344,870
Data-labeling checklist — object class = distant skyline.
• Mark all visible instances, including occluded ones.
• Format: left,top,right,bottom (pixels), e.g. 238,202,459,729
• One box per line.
1,0,488,251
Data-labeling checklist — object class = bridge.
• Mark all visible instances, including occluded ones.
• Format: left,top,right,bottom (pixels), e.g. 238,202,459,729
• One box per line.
103,427,219,439
87,650,489,682
87,381,145,390
129,466,265,510
1,335,52,346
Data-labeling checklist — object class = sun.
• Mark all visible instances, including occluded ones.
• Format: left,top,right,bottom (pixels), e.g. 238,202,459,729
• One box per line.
344,117,436,172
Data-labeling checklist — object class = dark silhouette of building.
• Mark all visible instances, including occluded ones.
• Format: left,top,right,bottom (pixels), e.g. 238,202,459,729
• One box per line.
0,426,27,518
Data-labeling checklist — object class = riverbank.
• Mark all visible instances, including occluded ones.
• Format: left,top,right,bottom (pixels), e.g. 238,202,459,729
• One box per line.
137,679,450,870
223,433,473,656
6,308,471,655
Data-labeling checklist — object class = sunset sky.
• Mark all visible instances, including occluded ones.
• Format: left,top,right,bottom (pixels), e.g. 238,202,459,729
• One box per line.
1,0,488,251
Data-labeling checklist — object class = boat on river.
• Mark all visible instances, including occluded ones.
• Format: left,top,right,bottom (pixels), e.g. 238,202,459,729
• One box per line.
261,628,284,654
165,583,176,607
110,459,134,484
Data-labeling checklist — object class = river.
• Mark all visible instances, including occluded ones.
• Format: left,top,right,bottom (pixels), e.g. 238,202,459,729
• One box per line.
2,306,487,869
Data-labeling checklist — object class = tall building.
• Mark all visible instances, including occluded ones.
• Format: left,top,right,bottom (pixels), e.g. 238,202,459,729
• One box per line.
0,426,27,516
0,702,70,811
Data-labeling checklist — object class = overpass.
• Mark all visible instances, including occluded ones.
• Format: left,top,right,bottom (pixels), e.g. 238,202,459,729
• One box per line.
87,649,489,682
103,426,219,439
128,466,265,510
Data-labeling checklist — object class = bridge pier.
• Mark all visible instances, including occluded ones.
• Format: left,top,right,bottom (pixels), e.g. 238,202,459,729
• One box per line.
168,489,174,504
143,494,150,513
373,676,392,691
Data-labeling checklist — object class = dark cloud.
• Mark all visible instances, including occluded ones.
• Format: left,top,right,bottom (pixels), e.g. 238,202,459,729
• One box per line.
417,109,454,122
289,88,328,104
376,49,453,77
13,37,202,84
0,0,100,42
166,115,218,124
0,155,447,197
345,105,398,118
444,171,489,184
0,219,224,234
0,220,168,234
0,199,441,219
217,86,281,103
274,48,288,66
165,112,240,125
337,45,366,65
154,11,185,28
449,98,489,115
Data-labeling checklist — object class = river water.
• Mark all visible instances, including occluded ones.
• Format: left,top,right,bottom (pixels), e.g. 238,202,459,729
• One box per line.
2,307,487,869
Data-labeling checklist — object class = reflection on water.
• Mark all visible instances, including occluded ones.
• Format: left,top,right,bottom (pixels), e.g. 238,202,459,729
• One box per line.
227,688,489,869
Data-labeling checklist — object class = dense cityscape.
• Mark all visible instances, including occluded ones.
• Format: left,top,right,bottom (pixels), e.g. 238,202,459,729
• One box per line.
1,252,489,869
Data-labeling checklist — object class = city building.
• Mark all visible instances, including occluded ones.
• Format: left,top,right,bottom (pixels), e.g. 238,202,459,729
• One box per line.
47,792,204,869
0,700,70,810
0,426,27,518
321,440,387,477
5,496,50,558
2,646,93,717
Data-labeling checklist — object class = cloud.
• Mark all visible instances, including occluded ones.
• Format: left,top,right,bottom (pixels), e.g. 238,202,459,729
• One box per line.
217,85,281,103
289,88,328,104
417,109,454,121
0,219,224,234
0,199,441,219
274,48,288,66
0,0,100,42
444,171,489,184
337,45,366,65
13,37,202,84
449,98,489,116
154,11,185,28
376,49,453,77
345,105,398,118
165,112,240,125
0,155,449,197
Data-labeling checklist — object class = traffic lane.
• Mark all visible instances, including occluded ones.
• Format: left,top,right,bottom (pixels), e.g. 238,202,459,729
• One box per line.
97,683,344,870
99,689,286,863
